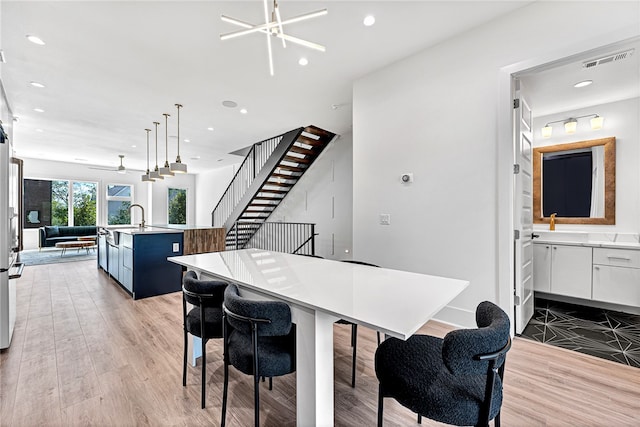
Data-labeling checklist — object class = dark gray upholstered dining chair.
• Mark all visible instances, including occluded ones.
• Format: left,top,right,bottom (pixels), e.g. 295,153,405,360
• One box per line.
339,259,381,388
181,271,228,409
375,301,511,427
221,284,296,427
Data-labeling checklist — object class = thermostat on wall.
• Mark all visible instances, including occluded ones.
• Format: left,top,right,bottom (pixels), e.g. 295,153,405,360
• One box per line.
400,173,413,183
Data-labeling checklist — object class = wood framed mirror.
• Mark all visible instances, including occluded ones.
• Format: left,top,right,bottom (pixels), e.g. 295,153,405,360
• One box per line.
533,137,615,225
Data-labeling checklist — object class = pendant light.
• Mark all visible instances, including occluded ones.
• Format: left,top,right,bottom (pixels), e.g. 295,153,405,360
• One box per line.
141,128,155,182
159,113,174,177
170,103,187,173
149,121,164,180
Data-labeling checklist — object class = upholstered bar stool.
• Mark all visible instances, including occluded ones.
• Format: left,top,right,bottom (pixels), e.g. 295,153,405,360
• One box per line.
181,271,228,408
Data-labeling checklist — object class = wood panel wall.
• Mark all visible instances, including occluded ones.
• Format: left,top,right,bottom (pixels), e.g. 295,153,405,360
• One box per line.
183,228,225,255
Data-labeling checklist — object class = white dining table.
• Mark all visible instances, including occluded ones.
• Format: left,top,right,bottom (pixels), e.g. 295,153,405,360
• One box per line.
169,249,468,427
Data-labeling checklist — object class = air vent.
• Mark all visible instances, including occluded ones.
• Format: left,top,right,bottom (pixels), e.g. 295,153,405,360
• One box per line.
583,48,634,69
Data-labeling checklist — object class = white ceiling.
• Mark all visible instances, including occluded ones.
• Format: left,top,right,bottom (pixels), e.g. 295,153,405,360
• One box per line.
519,38,640,118
1,1,534,174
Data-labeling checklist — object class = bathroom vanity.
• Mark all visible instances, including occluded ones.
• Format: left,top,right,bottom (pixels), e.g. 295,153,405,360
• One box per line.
533,232,640,312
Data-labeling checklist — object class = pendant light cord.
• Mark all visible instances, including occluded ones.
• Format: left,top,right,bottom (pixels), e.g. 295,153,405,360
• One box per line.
163,113,170,167
145,129,151,173
154,121,160,170
175,104,182,162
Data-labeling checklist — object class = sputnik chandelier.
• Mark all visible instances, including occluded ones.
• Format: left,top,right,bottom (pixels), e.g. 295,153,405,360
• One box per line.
220,0,327,76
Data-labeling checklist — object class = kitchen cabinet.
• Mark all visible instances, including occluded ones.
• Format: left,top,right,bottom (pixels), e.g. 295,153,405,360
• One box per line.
97,227,183,299
98,234,107,271
533,243,592,299
592,248,640,306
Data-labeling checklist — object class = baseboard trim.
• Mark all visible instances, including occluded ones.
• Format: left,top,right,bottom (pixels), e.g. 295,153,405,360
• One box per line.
433,304,476,329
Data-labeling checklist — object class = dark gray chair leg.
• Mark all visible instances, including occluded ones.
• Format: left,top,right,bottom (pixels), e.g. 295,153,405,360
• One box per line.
495,411,501,427
377,384,384,427
201,336,206,409
417,414,422,424
376,331,381,346
269,377,273,390
351,323,358,388
182,328,188,387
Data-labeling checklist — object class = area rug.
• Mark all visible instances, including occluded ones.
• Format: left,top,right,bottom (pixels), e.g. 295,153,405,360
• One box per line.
19,249,97,266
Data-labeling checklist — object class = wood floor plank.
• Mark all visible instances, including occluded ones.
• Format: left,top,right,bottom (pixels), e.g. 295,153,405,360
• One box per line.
2,259,639,426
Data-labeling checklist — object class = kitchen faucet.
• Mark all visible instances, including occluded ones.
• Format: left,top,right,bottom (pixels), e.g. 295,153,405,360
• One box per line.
129,204,145,228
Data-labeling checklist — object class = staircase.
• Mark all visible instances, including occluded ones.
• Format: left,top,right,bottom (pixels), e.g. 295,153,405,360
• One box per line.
212,125,336,250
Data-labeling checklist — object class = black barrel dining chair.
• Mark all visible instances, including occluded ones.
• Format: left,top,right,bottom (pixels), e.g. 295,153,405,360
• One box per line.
338,259,381,388
221,284,296,427
181,271,228,409
375,301,511,427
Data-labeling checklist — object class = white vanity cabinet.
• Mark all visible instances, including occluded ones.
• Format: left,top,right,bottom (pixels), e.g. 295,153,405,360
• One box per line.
533,243,592,298
592,248,640,306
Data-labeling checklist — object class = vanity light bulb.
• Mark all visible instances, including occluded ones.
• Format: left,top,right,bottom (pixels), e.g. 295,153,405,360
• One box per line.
564,120,577,134
541,125,552,138
590,116,604,130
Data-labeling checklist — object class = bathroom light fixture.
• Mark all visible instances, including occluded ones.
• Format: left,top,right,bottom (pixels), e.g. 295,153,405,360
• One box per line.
150,121,164,180
26,35,45,45
170,104,187,174
220,0,327,76
363,15,376,26
240,108,248,114
159,113,174,177
207,127,214,131
298,57,309,66
142,128,155,182
541,114,604,138
574,80,593,88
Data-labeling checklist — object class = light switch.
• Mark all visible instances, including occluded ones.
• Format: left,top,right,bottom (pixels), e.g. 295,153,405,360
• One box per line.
379,214,391,225
172,243,180,252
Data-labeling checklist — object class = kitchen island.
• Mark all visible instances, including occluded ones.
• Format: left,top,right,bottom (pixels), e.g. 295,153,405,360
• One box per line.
97,225,225,299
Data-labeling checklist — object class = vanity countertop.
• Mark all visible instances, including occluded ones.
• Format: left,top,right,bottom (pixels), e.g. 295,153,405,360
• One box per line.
533,231,640,250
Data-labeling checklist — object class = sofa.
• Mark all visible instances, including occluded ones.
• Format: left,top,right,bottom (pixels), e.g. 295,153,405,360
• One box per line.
39,226,98,248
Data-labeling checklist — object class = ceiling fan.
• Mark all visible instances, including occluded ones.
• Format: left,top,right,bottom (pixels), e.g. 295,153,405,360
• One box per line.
89,154,128,174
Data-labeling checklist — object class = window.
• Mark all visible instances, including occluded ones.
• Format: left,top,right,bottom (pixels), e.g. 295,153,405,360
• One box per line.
107,184,133,225
72,181,97,226
168,188,186,225
23,179,96,228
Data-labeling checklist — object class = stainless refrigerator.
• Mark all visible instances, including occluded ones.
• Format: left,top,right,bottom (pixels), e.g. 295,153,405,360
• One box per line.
0,114,24,349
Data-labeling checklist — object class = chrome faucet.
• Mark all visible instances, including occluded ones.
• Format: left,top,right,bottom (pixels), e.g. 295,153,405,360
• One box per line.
129,204,145,228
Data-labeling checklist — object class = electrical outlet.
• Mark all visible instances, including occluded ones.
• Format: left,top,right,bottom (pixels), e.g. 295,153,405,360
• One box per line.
172,243,180,253
379,214,391,225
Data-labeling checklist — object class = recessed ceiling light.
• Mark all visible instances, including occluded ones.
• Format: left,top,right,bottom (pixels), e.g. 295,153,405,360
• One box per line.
26,35,45,45
574,80,593,88
363,15,376,26
30,81,45,88
207,127,214,131
222,100,238,108
184,139,190,143
131,145,137,148
191,156,201,160
298,57,309,66
35,128,43,133
33,108,45,113
240,108,248,114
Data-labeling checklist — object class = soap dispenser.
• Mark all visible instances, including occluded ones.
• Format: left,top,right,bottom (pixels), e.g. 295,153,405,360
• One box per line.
549,213,557,231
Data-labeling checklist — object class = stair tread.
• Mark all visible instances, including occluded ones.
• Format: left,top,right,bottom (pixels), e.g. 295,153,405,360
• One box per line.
288,145,316,155
271,172,301,179
296,135,325,146
284,155,312,164
276,164,306,172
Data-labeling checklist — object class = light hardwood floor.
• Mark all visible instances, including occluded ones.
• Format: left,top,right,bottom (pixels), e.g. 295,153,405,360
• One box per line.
1,260,639,426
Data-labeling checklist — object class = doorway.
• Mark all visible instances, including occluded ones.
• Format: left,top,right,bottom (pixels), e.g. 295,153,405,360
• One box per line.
500,36,640,367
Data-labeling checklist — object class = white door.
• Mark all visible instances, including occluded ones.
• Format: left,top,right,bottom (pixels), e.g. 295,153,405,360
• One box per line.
514,89,534,334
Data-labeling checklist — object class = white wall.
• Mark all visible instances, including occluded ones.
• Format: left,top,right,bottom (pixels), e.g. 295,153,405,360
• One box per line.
532,97,640,233
269,132,353,259
194,163,238,226
21,157,196,249
352,1,640,327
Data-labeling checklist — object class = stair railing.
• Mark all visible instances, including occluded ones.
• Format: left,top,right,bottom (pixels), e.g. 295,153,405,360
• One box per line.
229,221,317,255
212,135,283,227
